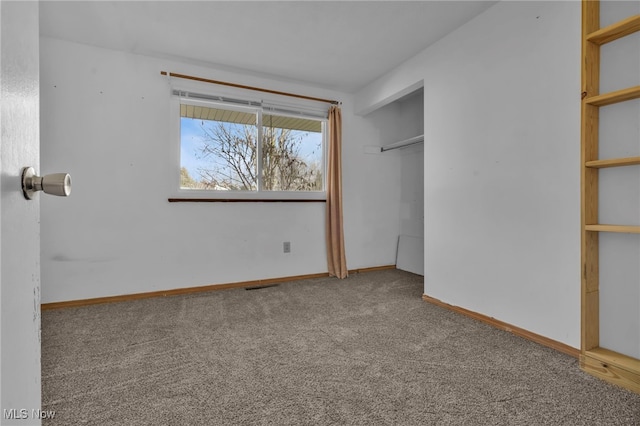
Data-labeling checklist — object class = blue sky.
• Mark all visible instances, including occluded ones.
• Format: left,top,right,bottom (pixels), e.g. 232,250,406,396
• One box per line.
180,118,211,180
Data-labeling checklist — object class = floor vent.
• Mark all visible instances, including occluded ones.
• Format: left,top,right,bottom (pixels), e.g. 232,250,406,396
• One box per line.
245,284,279,291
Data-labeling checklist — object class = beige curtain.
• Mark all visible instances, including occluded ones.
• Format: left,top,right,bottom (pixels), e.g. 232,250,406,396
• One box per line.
326,106,348,278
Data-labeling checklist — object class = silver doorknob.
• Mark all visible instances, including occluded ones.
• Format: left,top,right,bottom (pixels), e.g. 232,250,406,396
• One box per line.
21,167,71,200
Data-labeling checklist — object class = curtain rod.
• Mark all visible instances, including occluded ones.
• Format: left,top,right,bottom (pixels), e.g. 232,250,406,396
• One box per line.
161,71,340,105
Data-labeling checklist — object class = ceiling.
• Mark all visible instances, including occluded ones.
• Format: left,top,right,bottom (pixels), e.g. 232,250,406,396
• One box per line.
39,1,497,93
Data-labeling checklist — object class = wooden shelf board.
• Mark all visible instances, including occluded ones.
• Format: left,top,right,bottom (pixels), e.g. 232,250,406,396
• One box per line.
585,86,640,107
586,347,640,372
581,347,640,393
585,156,640,168
585,224,640,234
587,14,640,45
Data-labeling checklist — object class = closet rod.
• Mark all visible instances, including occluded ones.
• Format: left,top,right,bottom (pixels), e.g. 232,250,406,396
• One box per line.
161,71,340,105
381,135,424,152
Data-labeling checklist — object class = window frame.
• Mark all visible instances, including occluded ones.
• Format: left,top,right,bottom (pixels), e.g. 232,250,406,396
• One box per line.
172,88,328,201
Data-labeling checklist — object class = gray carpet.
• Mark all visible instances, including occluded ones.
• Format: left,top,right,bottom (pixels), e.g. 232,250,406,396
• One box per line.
42,269,640,425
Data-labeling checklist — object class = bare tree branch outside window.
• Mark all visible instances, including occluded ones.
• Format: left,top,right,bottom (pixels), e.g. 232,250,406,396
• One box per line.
180,115,323,192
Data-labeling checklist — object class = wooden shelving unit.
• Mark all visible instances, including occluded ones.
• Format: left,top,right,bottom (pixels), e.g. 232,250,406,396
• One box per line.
580,0,640,393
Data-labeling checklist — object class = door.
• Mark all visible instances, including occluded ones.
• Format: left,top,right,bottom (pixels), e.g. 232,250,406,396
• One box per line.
1,1,42,424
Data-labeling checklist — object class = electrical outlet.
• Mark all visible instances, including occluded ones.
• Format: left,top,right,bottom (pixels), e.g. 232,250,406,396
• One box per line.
283,241,291,253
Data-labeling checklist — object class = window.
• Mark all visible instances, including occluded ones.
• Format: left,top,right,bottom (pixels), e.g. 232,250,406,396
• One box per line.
177,91,326,198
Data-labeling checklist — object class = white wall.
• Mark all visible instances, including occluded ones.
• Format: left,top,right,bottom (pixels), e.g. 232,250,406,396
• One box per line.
396,91,424,240
357,1,582,348
39,38,406,303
